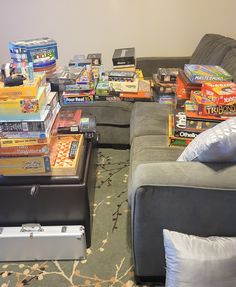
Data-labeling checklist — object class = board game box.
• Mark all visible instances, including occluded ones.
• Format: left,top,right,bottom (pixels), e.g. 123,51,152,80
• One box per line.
0,156,51,175
0,86,46,120
112,48,135,66
108,70,136,82
191,90,236,117
49,134,84,175
184,64,233,83
0,74,43,99
168,114,192,146
53,109,82,134
201,81,236,105
109,79,139,93
0,143,49,157
87,53,102,66
9,37,58,66
157,68,180,83
176,70,201,100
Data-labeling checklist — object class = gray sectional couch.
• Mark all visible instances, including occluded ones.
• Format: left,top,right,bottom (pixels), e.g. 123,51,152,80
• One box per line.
129,34,236,284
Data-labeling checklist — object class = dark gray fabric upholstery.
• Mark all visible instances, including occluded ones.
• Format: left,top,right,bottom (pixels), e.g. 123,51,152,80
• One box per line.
133,184,236,277
189,33,236,65
221,48,236,82
136,57,191,78
130,102,171,143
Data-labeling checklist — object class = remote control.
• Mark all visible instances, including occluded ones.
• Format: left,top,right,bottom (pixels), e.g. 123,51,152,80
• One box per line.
69,141,79,159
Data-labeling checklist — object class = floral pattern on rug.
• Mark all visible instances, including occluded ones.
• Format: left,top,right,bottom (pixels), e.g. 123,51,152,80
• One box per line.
0,149,139,287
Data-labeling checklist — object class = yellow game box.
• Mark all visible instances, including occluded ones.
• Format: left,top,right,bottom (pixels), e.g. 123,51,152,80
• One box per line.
0,156,51,175
0,74,45,99
49,134,84,176
0,86,46,119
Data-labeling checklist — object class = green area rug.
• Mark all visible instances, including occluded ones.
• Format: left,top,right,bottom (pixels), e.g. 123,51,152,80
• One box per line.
0,148,138,287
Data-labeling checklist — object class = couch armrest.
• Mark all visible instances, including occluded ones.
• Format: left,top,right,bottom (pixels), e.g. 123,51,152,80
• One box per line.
129,161,236,278
129,161,236,206
136,57,191,78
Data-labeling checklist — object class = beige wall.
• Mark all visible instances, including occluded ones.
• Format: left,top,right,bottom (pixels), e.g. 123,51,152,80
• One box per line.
1,0,236,69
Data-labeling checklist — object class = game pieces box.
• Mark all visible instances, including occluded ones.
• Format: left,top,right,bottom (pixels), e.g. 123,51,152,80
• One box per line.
53,109,82,134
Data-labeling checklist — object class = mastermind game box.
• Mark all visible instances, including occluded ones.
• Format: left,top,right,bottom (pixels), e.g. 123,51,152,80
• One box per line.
112,48,135,66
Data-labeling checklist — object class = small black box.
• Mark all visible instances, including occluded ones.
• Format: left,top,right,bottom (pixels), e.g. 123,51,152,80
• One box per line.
112,48,135,66
87,53,102,65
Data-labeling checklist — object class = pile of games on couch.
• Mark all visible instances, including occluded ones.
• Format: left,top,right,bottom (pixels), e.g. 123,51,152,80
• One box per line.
152,65,236,147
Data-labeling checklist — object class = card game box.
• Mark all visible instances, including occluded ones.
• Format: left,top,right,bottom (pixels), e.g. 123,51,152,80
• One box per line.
184,64,233,83
112,48,135,66
49,134,84,175
95,81,110,96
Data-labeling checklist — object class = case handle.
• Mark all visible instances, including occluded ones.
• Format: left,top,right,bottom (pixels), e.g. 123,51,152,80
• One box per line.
21,223,44,232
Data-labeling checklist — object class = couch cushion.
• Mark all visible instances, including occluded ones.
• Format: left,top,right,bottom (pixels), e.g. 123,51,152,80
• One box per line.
190,34,236,65
130,102,171,144
221,48,236,83
129,135,184,203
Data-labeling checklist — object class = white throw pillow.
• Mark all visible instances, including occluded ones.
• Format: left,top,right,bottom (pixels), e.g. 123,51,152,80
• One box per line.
163,229,236,287
177,117,236,162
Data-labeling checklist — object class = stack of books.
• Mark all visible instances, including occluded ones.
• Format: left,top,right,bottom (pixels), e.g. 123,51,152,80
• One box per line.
0,73,60,175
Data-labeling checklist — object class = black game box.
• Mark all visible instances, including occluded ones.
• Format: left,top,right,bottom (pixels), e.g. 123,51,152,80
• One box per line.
112,48,135,66
87,53,102,65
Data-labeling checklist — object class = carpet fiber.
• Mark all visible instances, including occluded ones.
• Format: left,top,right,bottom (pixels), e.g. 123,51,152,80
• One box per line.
0,148,137,287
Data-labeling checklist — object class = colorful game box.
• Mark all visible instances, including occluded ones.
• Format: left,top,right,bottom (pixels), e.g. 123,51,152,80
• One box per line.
0,86,46,120
9,37,58,67
202,81,236,105
176,70,201,100
53,109,82,134
109,79,139,93
191,90,236,117
49,134,84,175
0,74,44,99
0,143,49,157
184,64,233,83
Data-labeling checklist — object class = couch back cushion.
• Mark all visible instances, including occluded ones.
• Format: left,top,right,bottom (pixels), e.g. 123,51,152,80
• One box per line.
221,48,236,83
190,34,236,65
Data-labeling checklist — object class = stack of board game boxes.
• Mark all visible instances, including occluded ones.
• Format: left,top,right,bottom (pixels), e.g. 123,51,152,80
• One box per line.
0,72,60,175
169,64,235,146
95,48,152,102
50,109,85,176
153,68,180,105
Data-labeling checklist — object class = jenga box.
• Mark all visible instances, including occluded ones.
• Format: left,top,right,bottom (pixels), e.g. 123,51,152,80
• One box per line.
202,81,236,105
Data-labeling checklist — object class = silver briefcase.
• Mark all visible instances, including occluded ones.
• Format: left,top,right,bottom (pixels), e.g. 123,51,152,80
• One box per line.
0,224,86,261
